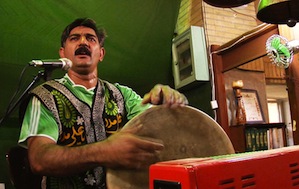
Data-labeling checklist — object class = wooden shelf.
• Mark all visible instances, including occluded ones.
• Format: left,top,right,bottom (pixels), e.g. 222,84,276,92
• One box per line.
230,123,286,153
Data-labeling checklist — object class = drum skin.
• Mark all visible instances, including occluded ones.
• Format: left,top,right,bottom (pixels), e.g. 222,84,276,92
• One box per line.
107,106,235,189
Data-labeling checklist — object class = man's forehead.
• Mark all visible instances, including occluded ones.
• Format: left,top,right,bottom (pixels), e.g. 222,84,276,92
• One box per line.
69,26,97,36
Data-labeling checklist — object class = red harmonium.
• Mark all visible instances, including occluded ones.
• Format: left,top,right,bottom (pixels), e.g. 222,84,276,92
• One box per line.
149,145,299,189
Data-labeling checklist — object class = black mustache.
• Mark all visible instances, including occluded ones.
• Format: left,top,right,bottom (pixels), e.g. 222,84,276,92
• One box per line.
75,46,91,56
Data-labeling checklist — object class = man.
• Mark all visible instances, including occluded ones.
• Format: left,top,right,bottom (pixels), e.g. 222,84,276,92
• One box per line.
19,18,188,188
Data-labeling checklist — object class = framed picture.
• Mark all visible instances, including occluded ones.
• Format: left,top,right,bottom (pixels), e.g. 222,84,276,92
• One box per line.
241,89,265,123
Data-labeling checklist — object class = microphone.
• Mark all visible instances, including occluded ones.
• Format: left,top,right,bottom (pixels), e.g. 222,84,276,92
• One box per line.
29,58,72,71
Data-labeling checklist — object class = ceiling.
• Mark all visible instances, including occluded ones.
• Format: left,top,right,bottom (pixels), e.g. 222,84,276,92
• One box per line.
0,0,181,119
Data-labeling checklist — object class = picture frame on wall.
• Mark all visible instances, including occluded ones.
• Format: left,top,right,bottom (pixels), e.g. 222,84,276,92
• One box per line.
241,89,265,123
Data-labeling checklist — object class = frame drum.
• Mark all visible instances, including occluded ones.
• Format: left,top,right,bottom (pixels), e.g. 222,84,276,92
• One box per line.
107,106,234,189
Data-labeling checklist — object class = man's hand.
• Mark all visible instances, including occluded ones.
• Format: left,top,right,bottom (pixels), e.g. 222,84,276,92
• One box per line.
103,122,164,169
142,84,188,108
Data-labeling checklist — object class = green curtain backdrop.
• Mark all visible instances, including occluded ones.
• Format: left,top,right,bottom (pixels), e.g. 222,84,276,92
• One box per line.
0,0,181,117
0,1,181,188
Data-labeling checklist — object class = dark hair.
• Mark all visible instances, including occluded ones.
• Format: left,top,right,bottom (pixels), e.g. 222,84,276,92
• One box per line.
60,18,106,47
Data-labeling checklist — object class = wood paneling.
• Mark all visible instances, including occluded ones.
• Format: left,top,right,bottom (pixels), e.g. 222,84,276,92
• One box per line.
211,24,283,150
238,55,286,85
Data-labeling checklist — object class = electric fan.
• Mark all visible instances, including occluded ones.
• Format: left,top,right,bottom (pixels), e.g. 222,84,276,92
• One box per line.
266,34,299,68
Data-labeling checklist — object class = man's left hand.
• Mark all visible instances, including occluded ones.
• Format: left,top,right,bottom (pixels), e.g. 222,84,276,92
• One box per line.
142,84,188,108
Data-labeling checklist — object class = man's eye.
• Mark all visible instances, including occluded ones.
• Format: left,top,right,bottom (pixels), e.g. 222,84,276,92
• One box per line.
87,37,96,42
69,37,79,41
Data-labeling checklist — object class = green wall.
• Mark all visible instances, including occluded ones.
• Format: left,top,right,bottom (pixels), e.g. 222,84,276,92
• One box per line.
0,1,215,187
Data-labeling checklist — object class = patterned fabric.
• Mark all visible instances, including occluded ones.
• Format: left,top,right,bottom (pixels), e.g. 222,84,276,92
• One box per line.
29,79,127,189
18,74,150,189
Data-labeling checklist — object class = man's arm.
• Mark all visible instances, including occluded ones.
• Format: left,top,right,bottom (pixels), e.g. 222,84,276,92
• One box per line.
27,124,164,176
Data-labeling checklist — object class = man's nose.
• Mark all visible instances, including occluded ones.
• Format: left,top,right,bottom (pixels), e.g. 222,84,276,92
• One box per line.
80,36,88,45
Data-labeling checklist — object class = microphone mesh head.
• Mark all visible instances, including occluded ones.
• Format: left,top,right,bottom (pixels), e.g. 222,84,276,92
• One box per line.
59,58,72,71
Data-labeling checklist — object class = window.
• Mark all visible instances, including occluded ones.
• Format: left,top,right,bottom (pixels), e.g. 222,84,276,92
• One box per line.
267,100,281,123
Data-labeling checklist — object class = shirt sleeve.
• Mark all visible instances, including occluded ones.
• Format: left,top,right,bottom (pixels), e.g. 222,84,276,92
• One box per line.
115,83,151,120
18,96,59,147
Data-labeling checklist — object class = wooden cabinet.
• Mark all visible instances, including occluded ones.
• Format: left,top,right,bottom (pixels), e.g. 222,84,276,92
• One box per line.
210,22,299,152
210,24,299,148
211,24,279,137
230,123,287,153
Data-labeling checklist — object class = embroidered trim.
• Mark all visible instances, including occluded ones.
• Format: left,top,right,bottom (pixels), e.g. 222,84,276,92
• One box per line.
31,79,126,188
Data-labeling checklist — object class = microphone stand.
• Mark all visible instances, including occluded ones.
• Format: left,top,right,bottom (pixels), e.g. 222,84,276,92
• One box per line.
0,68,53,125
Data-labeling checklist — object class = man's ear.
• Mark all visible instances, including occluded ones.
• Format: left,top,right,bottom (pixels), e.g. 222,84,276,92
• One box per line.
59,47,65,58
99,47,105,62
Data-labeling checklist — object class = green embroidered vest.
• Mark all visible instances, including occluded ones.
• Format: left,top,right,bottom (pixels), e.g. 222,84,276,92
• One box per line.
29,79,127,189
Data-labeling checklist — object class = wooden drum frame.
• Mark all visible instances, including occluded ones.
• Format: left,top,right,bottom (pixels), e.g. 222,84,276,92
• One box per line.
107,106,235,189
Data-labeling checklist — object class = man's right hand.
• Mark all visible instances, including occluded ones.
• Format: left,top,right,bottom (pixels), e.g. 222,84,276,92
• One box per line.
102,122,164,169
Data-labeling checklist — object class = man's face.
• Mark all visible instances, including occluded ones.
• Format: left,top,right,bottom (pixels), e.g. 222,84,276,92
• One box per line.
59,26,105,73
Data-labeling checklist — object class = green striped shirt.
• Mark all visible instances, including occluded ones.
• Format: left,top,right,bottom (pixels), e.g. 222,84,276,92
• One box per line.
19,74,150,145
